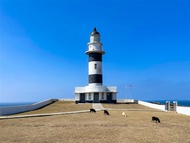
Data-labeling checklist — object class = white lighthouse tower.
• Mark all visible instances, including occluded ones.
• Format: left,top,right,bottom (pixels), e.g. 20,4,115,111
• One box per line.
75,28,117,103
86,28,104,86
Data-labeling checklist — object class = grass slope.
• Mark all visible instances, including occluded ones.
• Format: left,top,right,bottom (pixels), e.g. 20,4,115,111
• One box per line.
0,101,190,143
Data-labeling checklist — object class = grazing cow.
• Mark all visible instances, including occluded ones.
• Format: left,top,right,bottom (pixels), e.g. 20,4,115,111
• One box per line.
90,108,96,113
152,116,160,123
104,110,109,115
122,112,127,117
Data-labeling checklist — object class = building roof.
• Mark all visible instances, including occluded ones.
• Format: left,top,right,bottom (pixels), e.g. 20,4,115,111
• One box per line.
90,28,100,36
75,85,117,93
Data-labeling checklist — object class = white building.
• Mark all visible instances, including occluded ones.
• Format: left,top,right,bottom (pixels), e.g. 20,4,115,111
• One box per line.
74,28,117,103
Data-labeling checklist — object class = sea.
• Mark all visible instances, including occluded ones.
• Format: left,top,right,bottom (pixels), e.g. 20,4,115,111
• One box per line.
0,100,190,107
145,100,190,107
0,102,35,107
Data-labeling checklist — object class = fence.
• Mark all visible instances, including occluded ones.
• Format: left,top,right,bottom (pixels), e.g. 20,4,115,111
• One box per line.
138,100,190,116
171,101,190,116
0,99,58,116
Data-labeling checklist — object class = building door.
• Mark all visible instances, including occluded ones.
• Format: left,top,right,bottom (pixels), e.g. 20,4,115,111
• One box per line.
80,93,85,103
93,93,99,103
107,93,112,103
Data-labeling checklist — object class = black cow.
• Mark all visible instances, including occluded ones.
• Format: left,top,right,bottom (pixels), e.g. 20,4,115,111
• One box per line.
152,116,160,123
104,110,109,115
90,108,96,113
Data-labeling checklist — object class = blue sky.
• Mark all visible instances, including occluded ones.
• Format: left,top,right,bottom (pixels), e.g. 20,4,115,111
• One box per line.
0,0,189,102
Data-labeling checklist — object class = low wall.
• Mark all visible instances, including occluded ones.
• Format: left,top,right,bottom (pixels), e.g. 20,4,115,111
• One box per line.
176,106,190,116
138,100,166,111
0,99,58,116
59,98,75,101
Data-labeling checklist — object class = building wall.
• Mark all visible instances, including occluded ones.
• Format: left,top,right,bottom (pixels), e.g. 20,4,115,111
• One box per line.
75,92,117,103
98,92,103,100
75,86,117,93
88,43,102,51
75,93,80,101
112,93,117,100
85,93,94,101
88,61,102,74
104,93,107,100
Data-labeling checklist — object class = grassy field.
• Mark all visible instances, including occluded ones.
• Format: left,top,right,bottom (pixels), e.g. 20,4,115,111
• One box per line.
0,101,190,143
10,101,91,115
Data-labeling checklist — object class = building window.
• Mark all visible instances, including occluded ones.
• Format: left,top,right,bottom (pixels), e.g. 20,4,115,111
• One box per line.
94,64,97,69
89,93,91,100
107,93,111,96
101,93,104,100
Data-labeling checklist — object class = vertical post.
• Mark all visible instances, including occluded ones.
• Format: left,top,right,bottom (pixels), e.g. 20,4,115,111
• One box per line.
129,84,132,100
165,101,170,111
125,86,128,100
129,88,131,99
173,101,177,112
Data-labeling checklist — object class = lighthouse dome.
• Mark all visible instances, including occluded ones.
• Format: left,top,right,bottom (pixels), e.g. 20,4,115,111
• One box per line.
90,28,100,36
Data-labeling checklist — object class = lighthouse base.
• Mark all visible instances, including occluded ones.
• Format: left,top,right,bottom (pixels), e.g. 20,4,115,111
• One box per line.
74,85,117,104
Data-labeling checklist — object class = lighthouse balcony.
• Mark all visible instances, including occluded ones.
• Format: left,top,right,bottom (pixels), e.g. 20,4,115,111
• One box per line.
87,41,102,45
85,50,105,55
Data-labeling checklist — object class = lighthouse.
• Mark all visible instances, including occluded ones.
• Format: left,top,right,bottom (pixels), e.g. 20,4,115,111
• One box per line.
86,28,104,86
75,28,117,103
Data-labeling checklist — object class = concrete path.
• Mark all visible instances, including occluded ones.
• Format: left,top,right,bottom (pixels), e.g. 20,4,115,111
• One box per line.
0,110,90,120
92,103,105,110
0,103,106,120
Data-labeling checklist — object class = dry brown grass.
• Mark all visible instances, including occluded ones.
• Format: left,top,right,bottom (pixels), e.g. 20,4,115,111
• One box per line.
0,102,190,143
11,101,91,115
102,103,157,110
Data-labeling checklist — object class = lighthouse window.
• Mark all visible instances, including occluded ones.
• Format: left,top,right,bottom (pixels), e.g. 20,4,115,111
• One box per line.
94,64,97,69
